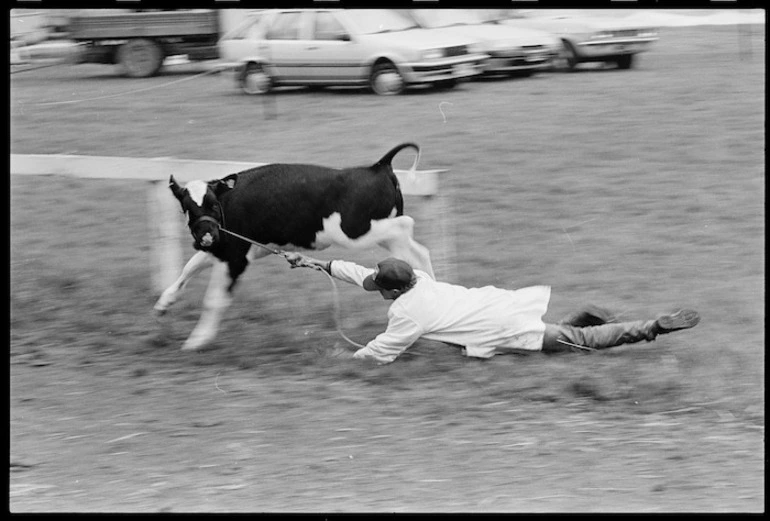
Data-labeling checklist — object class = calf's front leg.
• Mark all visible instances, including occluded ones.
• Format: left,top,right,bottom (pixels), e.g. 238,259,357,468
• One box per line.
154,251,214,315
181,259,236,351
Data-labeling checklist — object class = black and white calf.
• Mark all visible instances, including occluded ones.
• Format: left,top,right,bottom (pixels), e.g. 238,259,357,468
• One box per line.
154,143,434,351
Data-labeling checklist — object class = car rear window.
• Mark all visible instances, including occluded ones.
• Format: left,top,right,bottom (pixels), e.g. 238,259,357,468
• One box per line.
266,12,302,40
314,12,346,41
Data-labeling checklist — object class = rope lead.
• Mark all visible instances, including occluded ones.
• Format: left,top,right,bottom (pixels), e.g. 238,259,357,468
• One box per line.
218,227,365,349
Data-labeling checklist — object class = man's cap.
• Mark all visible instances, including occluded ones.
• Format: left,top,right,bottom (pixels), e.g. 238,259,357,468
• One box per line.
362,257,415,291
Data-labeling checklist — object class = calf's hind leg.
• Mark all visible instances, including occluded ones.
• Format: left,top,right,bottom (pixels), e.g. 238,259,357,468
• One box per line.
378,216,435,279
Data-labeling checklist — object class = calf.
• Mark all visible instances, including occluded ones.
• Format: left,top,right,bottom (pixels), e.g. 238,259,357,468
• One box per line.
154,143,434,351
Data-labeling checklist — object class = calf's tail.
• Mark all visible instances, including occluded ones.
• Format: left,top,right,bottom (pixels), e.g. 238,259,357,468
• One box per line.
376,143,421,216
374,143,421,172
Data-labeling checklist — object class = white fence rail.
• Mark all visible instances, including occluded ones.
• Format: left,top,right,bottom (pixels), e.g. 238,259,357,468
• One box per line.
11,153,456,290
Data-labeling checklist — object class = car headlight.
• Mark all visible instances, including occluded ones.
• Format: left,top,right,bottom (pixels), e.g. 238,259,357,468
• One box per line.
488,40,513,52
467,42,484,55
422,48,444,60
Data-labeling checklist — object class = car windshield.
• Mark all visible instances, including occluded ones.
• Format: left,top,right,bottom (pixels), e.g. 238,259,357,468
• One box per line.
413,9,482,28
475,9,524,24
346,10,420,34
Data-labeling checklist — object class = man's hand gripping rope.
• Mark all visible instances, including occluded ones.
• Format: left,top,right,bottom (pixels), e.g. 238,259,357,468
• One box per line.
284,252,328,272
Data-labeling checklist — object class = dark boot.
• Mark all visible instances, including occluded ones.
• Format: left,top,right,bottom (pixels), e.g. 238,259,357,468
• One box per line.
652,309,700,335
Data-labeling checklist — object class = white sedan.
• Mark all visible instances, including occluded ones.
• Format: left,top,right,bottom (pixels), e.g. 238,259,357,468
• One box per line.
480,10,659,71
403,9,561,77
218,9,488,95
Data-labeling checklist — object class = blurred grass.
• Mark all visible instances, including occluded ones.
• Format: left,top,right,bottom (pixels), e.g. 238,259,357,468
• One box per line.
10,26,764,429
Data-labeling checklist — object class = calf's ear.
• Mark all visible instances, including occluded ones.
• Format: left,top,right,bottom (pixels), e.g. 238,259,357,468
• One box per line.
208,174,238,197
169,175,185,200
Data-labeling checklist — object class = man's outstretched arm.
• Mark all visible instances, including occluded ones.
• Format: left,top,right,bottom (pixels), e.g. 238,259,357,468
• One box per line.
285,252,332,273
285,253,374,289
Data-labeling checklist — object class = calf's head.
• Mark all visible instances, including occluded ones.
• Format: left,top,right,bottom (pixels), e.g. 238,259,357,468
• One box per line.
169,175,235,250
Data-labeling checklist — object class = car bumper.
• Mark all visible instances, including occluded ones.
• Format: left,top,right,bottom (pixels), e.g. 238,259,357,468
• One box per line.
575,37,657,58
483,53,553,73
401,54,488,84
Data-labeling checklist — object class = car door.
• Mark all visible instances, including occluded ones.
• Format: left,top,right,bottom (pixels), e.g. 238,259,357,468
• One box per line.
303,10,368,84
263,10,309,81
219,13,266,65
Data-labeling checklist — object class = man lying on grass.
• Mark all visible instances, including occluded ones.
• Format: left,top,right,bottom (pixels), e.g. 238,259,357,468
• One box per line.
285,253,699,364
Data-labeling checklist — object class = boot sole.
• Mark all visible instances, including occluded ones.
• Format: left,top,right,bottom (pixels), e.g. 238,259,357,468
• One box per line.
657,309,700,332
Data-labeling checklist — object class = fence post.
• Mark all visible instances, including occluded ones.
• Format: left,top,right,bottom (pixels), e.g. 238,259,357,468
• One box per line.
423,192,457,283
147,179,184,294
397,168,456,284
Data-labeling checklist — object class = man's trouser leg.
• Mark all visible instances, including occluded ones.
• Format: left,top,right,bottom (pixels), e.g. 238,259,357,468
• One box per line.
542,320,658,353
558,304,616,327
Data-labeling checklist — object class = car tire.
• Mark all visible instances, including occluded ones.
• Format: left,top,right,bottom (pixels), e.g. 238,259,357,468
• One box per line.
616,54,634,70
240,63,272,95
560,40,579,71
118,39,163,78
434,79,458,90
369,61,405,96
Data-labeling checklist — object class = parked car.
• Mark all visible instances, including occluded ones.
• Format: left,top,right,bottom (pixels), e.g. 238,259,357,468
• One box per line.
401,9,560,77
478,10,658,71
218,8,488,95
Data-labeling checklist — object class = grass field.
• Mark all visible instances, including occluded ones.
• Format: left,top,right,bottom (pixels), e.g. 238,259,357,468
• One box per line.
10,25,765,512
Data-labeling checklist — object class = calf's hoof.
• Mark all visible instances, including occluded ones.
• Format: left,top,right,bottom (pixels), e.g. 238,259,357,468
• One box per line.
180,337,209,352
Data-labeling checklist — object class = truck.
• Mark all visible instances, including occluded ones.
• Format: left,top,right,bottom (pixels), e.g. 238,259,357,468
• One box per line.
67,9,222,77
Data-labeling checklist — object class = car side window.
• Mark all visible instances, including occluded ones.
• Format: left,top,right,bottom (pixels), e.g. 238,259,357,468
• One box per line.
245,17,265,40
266,12,302,40
228,16,263,40
313,12,347,41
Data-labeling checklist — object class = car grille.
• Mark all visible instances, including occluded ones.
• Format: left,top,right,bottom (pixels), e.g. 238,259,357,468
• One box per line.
522,45,549,61
444,45,468,57
606,30,640,38
490,45,548,59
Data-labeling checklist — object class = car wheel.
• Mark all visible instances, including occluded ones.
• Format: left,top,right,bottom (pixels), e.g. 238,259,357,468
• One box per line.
559,40,579,71
616,54,634,70
434,79,458,90
240,63,272,95
370,61,405,96
118,39,163,78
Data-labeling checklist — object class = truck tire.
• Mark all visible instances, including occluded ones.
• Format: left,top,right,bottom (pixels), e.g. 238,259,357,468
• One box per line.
118,39,163,78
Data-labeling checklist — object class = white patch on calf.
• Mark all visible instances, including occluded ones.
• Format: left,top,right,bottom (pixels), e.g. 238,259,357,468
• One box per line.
314,211,435,279
185,180,208,207
314,211,407,250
